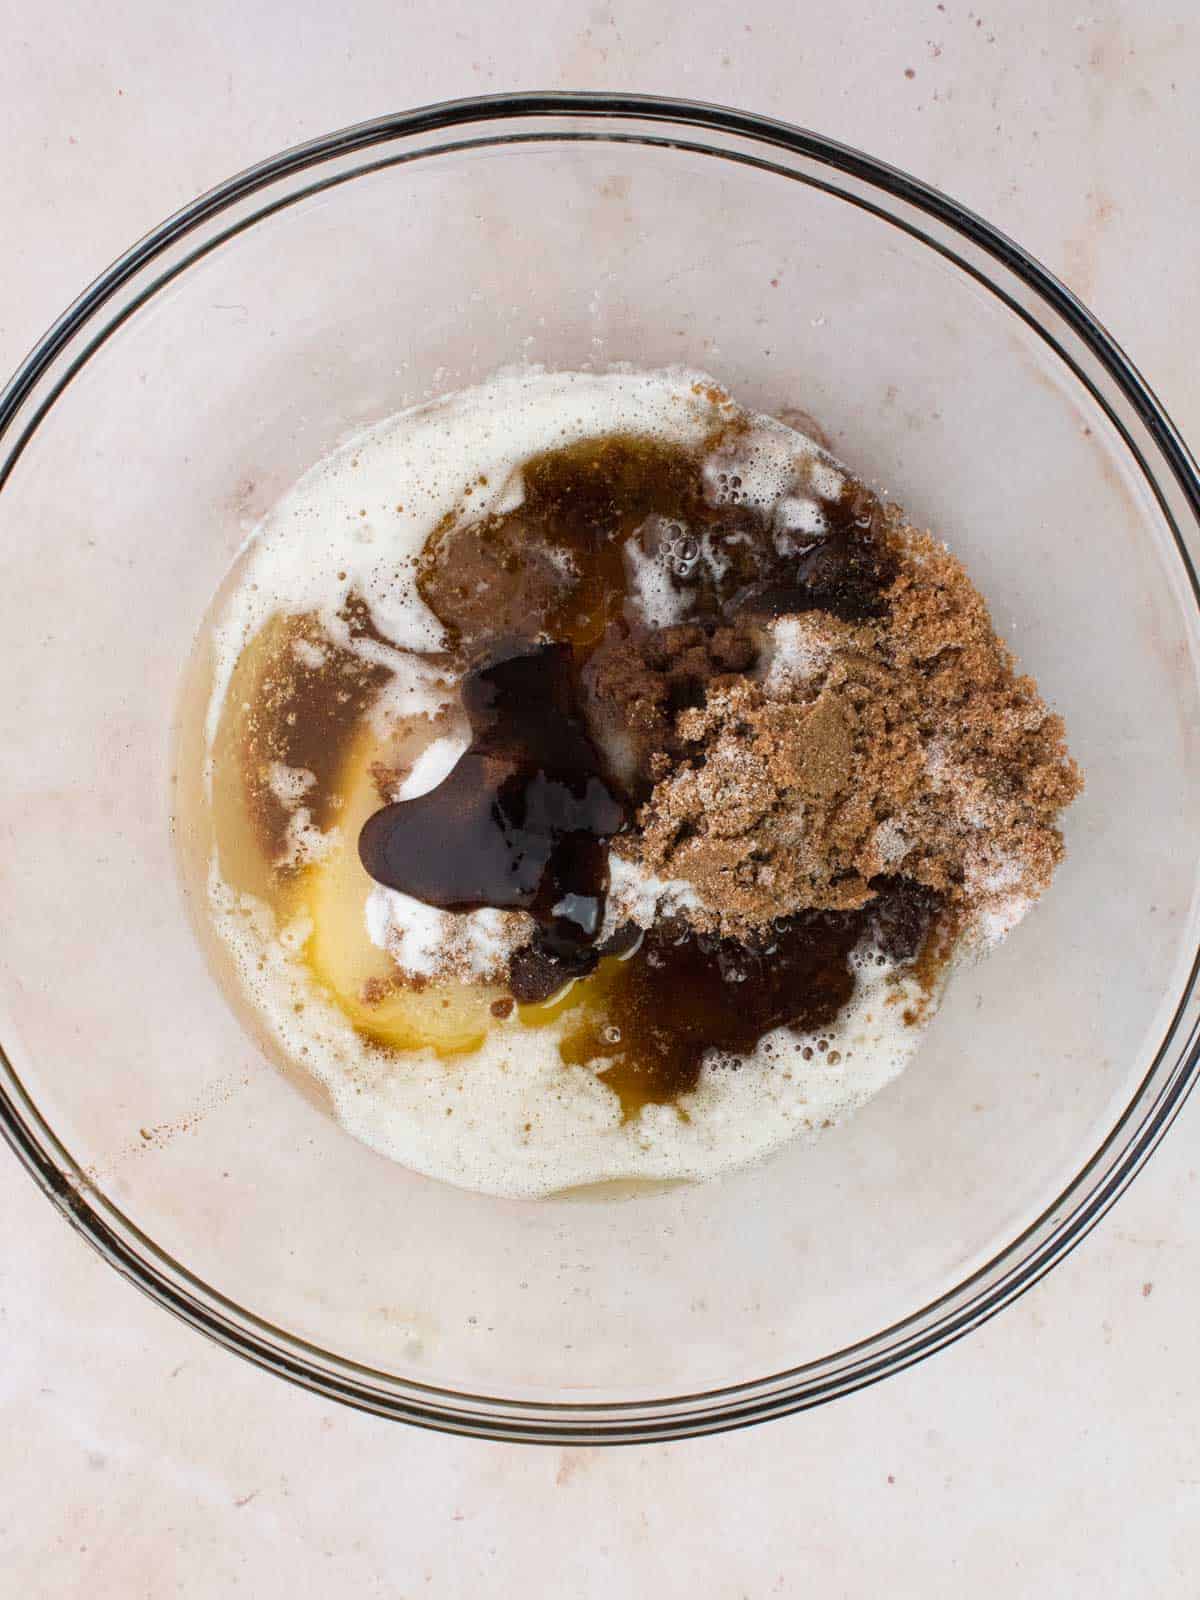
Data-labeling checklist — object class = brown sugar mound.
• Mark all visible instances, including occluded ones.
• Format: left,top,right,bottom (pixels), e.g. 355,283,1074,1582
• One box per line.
604,528,1083,942
582,618,759,791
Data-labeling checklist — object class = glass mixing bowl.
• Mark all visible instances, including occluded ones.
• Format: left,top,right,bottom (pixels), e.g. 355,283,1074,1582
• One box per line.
1,94,1198,1444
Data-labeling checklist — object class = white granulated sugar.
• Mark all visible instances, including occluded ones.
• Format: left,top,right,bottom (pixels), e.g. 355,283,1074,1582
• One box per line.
960,853,1035,950
603,851,705,935
872,817,911,867
761,614,833,694
923,739,951,786
973,893,1033,948
396,732,469,802
975,856,1024,894
364,886,445,976
459,908,526,970
365,885,530,984
925,739,991,826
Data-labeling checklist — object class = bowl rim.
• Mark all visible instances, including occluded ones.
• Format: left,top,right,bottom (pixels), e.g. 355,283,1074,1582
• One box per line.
2,90,1199,1444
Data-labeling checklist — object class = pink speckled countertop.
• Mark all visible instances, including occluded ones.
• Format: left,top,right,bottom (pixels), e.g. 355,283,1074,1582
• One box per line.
2,4,1198,1592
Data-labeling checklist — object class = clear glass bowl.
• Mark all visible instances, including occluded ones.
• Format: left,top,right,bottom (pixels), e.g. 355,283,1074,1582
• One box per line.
2,94,1198,1444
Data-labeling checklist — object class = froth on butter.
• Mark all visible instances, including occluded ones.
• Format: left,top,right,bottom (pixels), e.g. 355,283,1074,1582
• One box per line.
208,862,929,1199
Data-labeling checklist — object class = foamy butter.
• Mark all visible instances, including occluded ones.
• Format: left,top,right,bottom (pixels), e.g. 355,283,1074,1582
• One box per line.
210,865,925,1197
204,366,936,1197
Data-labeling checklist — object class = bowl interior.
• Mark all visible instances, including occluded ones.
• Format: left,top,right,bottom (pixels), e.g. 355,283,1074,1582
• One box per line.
1,121,1198,1417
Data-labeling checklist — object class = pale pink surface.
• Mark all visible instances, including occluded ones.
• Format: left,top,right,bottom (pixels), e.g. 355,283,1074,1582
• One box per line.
2,3,1199,1593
